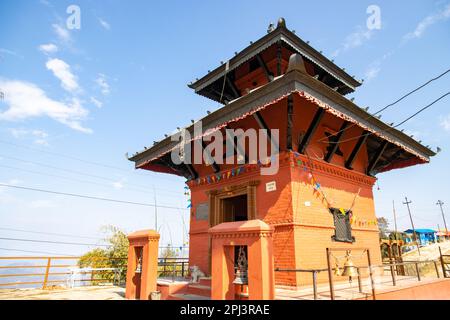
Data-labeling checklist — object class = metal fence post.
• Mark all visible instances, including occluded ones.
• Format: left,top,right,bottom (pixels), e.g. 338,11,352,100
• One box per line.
312,271,318,300
357,267,363,293
367,249,376,300
326,248,335,300
390,259,396,286
434,260,440,278
42,258,52,289
181,261,185,277
415,262,421,281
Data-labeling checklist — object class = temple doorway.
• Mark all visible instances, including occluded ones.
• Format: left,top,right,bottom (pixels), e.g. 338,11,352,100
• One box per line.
222,194,248,222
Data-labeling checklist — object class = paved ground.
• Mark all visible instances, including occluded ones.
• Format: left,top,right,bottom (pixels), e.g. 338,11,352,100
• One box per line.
275,275,444,300
0,285,125,300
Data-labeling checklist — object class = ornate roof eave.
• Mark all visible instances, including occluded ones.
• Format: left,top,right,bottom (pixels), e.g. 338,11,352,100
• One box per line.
129,68,435,169
187,24,362,95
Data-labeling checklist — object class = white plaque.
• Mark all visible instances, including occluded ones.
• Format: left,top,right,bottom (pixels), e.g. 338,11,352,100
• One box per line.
266,181,276,192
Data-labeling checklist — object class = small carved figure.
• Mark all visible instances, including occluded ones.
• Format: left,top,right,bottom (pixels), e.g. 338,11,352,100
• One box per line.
189,265,205,283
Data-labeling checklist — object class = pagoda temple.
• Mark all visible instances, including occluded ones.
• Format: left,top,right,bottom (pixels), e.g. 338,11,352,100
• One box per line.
128,18,435,288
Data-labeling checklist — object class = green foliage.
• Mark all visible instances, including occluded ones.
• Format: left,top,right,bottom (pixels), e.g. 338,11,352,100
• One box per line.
389,232,407,242
78,225,129,283
377,217,389,239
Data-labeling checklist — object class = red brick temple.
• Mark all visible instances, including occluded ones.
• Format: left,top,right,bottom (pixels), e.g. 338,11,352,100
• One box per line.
128,18,435,289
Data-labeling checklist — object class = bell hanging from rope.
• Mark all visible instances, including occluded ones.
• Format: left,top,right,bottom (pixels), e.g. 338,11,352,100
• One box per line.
334,260,342,276
233,246,248,285
135,255,142,274
342,251,358,280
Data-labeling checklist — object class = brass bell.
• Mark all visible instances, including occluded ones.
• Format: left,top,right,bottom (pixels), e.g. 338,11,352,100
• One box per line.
135,257,142,273
334,260,342,276
342,251,358,280
233,268,248,285
233,246,248,285
135,249,143,274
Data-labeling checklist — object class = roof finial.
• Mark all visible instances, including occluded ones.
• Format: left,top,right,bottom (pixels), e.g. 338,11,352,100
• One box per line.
277,17,286,28
286,53,307,74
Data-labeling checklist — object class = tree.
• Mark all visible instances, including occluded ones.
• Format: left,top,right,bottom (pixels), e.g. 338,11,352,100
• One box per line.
79,225,129,283
377,217,389,239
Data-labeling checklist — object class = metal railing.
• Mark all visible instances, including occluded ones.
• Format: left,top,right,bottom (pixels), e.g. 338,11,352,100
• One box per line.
275,259,444,300
0,256,190,289
158,257,189,279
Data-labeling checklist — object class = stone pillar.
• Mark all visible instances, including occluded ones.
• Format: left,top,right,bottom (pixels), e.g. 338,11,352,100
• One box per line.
209,220,275,300
125,229,160,300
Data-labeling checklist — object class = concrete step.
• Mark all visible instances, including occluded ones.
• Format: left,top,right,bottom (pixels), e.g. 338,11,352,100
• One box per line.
168,293,211,300
187,284,211,297
198,277,211,286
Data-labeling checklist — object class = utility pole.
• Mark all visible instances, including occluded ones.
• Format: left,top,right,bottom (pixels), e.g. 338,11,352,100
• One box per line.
403,197,420,256
437,200,448,241
393,200,398,240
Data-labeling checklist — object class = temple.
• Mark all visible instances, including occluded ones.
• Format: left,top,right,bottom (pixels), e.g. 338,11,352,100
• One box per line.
128,18,435,289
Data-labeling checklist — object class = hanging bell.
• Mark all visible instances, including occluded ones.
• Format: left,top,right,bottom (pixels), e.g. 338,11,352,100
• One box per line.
233,268,248,285
334,261,342,276
233,246,248,285
135,251,143,274
342,251,358,279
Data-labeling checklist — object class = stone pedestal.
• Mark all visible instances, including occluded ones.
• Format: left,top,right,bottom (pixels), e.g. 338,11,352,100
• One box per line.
125,229,160,300
209,220,275,300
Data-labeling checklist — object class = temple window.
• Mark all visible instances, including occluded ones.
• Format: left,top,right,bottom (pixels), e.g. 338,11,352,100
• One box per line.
330,208,354,243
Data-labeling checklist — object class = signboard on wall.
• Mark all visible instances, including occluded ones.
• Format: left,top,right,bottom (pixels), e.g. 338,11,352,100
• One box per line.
196,203,209,221
266,181,277,192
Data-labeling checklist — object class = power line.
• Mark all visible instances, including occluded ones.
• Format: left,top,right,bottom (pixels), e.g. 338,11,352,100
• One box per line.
0,237,108,247
0,163,183,198
0,183,189,210
0,139,180,183
0,154,182,196
0,227,104,241
324,91,450,145
0,247,77,256
317,67,450,143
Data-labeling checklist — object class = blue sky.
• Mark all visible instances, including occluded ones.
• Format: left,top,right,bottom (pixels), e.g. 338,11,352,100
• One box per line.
0,0,449,256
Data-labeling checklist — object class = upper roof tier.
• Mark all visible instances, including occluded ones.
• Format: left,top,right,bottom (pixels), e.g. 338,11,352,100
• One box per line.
188,18,362,103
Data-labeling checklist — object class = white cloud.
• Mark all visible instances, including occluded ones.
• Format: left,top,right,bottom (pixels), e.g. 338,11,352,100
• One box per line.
0,79,92,133
440,114,450,131
404,4,450,40
364,64,381,81
46,58,80,93
112,181,124,190
8,128,49,146
52,24,71,43
39,43,58,54
95,73,110,95
98,18,111,30
332,26,375,57
90,97,103,108
29,199,55,209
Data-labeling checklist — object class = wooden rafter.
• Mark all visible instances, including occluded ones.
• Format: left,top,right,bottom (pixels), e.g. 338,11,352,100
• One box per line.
185,163,198,180
276,40,282,76
324,121,349,162
256,54,272,82
253,111,279,152
201,141,220,173
223,125,248,163
226,75,240,99
367,141,389,175
298,108,325,154
345,131,369,170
